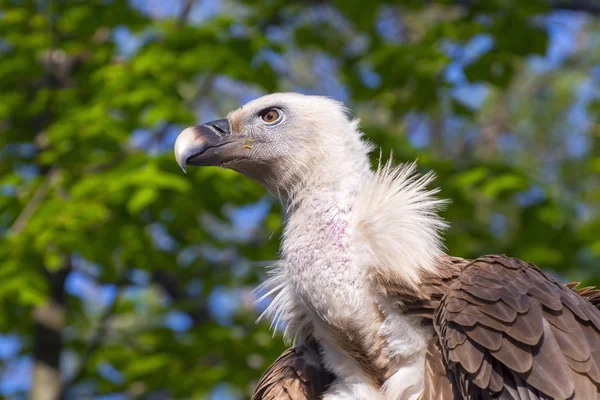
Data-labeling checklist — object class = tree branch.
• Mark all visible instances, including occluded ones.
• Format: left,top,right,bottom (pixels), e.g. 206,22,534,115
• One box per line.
177,0,195,27
9,167,58,235
452,0,600,14
548,0,600,14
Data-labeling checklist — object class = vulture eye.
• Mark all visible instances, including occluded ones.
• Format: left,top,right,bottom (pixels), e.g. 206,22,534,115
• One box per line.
260,109,281,125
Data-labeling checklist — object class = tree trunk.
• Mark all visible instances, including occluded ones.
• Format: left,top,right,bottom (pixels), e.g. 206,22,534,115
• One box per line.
30,266,69,400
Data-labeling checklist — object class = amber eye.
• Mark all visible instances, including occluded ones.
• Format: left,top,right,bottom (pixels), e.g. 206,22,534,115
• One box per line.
261,109,280,124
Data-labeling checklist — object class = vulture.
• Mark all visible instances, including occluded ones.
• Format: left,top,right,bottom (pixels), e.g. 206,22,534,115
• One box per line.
174,93,600,400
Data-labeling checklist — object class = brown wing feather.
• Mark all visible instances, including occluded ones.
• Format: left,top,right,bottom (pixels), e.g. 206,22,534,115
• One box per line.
434,255,600,400
420,338,457,400
572,283,600,308
252,338,334,400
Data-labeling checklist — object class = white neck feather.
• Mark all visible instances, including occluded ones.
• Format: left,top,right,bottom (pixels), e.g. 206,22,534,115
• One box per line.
255,119,448,340
352,159,449,292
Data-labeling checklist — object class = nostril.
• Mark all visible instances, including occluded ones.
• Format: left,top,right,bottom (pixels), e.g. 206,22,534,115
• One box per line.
207,119,230,136
211,123,225,134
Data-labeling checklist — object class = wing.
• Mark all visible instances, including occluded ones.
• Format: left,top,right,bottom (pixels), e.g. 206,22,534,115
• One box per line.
252,338,334,400
420,338,458,400
434,255,600,399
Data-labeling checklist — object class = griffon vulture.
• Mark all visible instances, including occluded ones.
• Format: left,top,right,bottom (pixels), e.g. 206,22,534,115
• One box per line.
174,93,600,399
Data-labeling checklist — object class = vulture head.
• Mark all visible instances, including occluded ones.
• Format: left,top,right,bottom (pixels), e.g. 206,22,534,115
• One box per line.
174,93,372,197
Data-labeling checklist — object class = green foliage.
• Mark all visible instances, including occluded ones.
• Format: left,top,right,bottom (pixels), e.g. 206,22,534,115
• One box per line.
0,0,598,399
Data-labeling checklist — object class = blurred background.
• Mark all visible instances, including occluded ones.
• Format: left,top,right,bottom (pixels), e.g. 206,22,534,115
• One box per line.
1,0,599,398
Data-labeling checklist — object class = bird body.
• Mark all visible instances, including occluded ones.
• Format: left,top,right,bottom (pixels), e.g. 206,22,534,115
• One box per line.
174,93,600,399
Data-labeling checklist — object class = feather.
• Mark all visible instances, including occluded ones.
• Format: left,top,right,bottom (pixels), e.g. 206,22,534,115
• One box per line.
252,339,334,400
254,261,311,344
505,300,544,346
490,336,532,374
354,159,449,295
464,324,503,352
525,320,574,399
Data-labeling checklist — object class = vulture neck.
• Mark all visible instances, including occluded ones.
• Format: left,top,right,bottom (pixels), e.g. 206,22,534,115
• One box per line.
281,150,372,218
277,148,375,332
276,143,448,308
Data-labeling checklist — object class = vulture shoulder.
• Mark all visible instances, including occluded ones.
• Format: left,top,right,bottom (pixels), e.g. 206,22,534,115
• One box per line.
433,255,600,399
251,339,334,400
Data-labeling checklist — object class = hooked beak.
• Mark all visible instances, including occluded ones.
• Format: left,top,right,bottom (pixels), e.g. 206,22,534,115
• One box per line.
174,119,234,172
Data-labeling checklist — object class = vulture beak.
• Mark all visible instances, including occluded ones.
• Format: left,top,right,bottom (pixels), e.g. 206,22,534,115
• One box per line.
174,119,234,172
